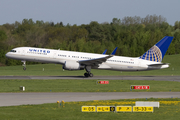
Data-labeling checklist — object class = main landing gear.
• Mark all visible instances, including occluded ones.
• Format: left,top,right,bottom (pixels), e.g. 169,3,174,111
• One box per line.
22,61,26,71
84,66,93,77
84,72,93,77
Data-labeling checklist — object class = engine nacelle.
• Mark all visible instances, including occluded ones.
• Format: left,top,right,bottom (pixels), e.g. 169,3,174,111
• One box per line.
63,61,84,70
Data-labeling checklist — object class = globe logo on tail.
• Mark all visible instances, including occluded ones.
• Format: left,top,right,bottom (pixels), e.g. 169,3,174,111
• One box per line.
139,45,162,62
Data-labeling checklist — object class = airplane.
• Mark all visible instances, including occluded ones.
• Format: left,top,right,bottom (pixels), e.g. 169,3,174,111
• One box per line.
5,36,173,77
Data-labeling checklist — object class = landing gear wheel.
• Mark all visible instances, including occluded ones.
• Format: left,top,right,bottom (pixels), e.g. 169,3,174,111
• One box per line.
22,61,26,71
84,73,89,77
89,73,93,77
84,72,93,77
23,67,26,71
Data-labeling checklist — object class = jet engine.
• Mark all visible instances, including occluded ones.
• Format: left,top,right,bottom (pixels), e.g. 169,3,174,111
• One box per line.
63,61,84,70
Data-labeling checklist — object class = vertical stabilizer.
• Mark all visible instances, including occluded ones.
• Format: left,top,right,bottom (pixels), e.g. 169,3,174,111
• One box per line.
139,36,173,62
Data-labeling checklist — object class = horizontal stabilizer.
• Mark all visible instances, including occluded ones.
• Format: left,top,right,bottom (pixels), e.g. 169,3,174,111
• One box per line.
148,63,169,66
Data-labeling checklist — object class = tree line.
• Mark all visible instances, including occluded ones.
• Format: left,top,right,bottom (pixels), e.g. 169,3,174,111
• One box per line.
0,14,180,66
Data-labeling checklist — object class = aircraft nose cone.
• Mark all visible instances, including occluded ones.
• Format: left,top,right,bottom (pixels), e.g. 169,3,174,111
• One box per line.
5,53,10,58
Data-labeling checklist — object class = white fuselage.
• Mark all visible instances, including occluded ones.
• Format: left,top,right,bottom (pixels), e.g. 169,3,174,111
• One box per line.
5,47,169,71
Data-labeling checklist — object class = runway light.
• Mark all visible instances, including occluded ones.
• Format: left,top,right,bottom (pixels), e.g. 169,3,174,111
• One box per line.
61,100,65,107
57,101,60,108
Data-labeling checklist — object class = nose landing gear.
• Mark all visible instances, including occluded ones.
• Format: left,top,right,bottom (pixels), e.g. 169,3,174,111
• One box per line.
22,61,26,71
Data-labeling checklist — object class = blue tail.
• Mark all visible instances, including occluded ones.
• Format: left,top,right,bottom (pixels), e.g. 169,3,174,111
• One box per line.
139,36,174,62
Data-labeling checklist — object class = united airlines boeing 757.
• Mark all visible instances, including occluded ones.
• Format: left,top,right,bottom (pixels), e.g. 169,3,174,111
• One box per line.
6,36,173,77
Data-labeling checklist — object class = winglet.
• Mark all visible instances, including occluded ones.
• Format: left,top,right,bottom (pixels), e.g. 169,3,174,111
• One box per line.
111,47,118,55
102,49,107,54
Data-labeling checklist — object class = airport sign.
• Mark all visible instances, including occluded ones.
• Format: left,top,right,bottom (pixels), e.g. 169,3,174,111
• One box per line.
81,106,96,112
116,106,132,112
131,85,150,90
133,106,153,112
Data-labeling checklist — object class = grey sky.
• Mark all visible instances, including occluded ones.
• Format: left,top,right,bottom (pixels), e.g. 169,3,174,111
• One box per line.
0,0,179,26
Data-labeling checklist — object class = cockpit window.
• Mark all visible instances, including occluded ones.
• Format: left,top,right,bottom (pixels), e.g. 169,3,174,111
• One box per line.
10,50,16,52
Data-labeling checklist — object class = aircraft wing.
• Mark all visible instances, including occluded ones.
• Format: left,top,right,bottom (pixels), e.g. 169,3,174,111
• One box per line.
78,55,112,66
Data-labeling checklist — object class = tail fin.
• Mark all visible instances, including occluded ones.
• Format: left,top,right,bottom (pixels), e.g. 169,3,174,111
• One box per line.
139,36,174,62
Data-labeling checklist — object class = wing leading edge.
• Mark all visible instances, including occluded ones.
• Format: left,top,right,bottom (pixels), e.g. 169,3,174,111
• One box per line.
78,55,112,66
78,47,117,66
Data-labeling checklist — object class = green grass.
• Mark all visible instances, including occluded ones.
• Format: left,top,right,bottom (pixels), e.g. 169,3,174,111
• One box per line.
0,54,180,76
0,98,180,120
0,79,180,92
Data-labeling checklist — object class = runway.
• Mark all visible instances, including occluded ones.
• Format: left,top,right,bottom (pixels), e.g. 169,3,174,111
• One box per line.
0,75,180,82
0,92,180,107
0,76,180,107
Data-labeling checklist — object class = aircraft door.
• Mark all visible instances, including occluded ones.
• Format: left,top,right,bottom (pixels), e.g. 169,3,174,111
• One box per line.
137,59,141,71
53,52,57,59
21,49,25,56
